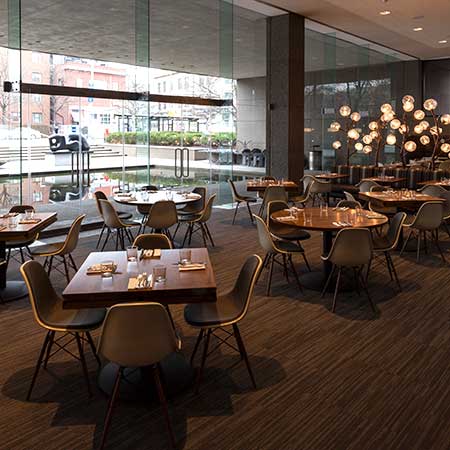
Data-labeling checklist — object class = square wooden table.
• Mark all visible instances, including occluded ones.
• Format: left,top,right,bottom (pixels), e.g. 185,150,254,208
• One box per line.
246,180,299,192
359,191,444,209
417,180,450,189
62,248,217,309
362,176,407,185
314,173,348,181
0,212,57,301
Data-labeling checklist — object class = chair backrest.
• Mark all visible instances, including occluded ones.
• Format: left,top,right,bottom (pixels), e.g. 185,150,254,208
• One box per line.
302,175,315,191
420,184,447,197
309,179,331,194
261,186,287,216
359,180,382,192
226,255,263,324
420,185,450,218
370,185,388,192
94,191,107,216
20,260,62,330
60,214,85,255
410,201,444,230
199,194,216,222
98,199,122,228
254,214,276,253
133,233,173,250
385,212,407,249
336,199,362,209
344,191,357,202
327,228,372,267
140,185,158,191
146,201,178,229
262,176,276,181
98,302,178,368
266,200,289,226
182,186,206,214
9,204,34,214
228,179,240,201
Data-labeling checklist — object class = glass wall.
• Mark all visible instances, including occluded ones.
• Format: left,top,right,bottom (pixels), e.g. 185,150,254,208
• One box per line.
0,0,279,228
304,21,421,171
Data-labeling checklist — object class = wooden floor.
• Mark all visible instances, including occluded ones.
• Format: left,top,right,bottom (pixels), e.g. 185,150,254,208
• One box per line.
1,204,450,450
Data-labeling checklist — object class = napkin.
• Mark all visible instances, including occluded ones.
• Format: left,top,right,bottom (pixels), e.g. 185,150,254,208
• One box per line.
185,193,200,199
140,249,161,259
18,218,41,224
86,263,118,275
128,275,153,290
0,225,6,231
277,216,295,222
366,213,384,219
179,263,206,271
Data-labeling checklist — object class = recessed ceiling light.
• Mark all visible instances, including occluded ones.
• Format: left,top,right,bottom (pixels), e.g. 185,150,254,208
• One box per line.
438,39,448,44
413,27,423,32
379,10,391,15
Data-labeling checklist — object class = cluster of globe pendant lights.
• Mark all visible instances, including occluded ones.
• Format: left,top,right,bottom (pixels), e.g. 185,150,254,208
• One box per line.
330,95,450,157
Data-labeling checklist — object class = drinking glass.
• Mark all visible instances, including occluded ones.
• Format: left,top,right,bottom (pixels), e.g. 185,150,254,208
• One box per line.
126,246,138,262
179,249,192,265
153,265,167,283
25,209,34,220
101,260,114,279
8,216,18,228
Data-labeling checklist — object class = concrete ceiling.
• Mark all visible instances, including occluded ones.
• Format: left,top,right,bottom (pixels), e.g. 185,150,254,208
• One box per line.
264,0,450,60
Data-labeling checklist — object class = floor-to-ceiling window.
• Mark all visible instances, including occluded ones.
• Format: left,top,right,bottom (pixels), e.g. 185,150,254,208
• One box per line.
0,0,280,228
304,20,421,171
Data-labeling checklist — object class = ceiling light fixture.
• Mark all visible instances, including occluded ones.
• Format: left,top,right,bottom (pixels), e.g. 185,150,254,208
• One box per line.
379,10,391,15
413,27,423,32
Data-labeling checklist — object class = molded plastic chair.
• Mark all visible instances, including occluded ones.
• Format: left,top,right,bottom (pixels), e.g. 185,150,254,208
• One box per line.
30,214,85,283
344,191,357,203
420,185,450,237
358,180,382,193
228,179,256,224
98,199,139,251
254,214,303,295
372,212,407,290
336,199,363,209
6,205,37,264
400,201,446,263
321,228,375,313
20,260,105,400
142,201,178,242
181,194,216,247
184,255,263,393
133,233,173,250
97,303,179,450
177,187,206,217
258,186,287,218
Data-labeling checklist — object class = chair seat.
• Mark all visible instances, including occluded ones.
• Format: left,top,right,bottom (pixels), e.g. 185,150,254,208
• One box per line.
45,302,106,331
6,238,36,249
184,292,241,327
178,213,201,223
118,211,133,220
30,242,64,257
274,240,304,253
237,196,257,203
122,220,140,227
269,224,311,241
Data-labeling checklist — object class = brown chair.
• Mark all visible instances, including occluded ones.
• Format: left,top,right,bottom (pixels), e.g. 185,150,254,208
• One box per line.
98,199,139,251
141,200,178,242
94,191,132,249
177,186,206,217
400,201,446,263
6,205,37,264
372,212,407,291
181,194,216,247
30,214,85,283
20,260,106,400
228,179,256,224
97,302,179,450
266,200,311,271
254,214,303,295
132,233,173,250
321,228,375,313
184,254,263,393
258,185,287,218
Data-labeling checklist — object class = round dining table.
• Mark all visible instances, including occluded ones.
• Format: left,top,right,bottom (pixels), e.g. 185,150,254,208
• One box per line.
113,190,201,207
271,207,388,291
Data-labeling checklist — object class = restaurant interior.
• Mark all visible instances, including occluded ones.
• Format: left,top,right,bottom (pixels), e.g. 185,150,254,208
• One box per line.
1,1,450,449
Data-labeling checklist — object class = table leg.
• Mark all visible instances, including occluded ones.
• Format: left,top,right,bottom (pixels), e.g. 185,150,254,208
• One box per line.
98,351,194,401
0,241,28,302
300,231,333,291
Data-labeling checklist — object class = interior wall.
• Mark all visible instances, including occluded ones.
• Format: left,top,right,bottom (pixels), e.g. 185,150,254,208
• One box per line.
423,59,450,112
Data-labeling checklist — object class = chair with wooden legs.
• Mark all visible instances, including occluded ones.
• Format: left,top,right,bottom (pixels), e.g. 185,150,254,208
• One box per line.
321,228,375,314
371,212,406,291
228,179,256,224
258,185,287,218
133,233,173,250
266,200,311,271
20,260,106,400
400,201,446,263
6,205,37,264
141,201,178,243
94,191,132,249
184,254,263,393
254,214,304,296
98,302,180,450
30,214,85,283
98,199,139,251
181,194,216,247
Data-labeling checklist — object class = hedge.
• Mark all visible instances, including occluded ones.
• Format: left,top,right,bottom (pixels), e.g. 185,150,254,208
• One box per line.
105,131,236,146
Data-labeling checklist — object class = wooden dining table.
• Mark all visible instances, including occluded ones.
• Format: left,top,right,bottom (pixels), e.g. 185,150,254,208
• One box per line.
272,207,388,291
62,247,217,399
314,173,348,181
362,176,407,185
113,190,201,207
246,179,299,192
0,211,57,301
359,191,444,209
417,179,450,189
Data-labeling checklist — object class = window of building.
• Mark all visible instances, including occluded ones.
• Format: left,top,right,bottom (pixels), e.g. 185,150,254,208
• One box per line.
93,80,107,90
162,81,166,92
184,77,189,89
76,78,83,88
112,81,119,90
31,72,42,83
32,112,43,123
158,82,161,93
100,113,111,124
10,112,19,122
90,113,98,120
31,52,40,63
32,94,42,103
178,78,183,90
